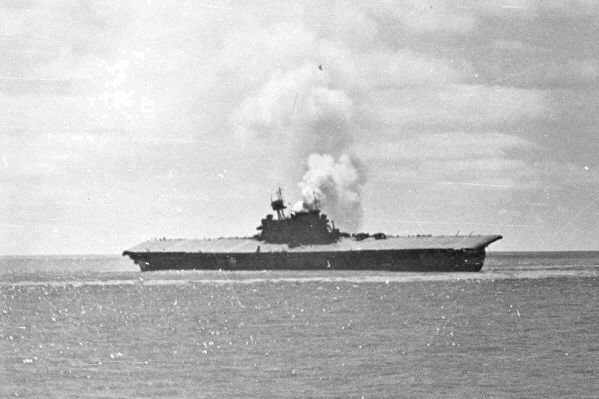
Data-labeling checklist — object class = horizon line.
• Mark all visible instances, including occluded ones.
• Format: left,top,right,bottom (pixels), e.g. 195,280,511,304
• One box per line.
2,250,599,257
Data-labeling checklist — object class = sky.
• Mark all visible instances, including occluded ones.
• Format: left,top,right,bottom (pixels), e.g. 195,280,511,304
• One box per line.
1,0,598,254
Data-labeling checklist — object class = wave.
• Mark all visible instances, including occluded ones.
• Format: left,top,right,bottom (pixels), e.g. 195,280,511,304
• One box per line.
1,267,597,288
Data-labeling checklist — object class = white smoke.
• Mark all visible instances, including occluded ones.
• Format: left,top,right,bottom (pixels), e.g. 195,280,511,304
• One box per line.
230,62,365,230
295,153,364,231
229,63,353,153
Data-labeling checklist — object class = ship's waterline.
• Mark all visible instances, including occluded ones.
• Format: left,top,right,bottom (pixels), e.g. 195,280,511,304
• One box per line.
124,246,494,272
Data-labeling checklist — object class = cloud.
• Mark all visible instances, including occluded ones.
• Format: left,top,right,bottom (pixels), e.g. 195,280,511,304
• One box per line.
533,58,599,88
370,1,477,34
476,0,599,17
230,63,353,152
331,48,466,92
356,132,536,162
356,131,534,189
364,84,550,130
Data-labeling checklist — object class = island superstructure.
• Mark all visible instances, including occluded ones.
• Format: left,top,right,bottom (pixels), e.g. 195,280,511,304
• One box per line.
123,189,502,272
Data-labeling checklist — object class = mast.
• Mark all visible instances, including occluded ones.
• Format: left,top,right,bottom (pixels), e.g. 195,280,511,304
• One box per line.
312,190,321,210
270,187,287,220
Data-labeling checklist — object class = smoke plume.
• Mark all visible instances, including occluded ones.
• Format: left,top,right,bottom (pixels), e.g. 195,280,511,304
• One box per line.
295,153,364,231
229,63,353,153
230,62,366,230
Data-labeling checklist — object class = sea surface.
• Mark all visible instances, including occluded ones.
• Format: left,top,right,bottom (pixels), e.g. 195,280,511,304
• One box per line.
1,252,598,398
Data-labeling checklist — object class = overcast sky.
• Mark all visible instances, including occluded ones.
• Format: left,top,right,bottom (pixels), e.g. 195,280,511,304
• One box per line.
1,0,598,254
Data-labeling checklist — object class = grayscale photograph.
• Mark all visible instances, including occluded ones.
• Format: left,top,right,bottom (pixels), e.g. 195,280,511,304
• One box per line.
1,1,598,397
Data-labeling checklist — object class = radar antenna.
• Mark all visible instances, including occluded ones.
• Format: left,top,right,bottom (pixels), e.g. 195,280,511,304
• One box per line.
270,187,287,220
312,190,321,210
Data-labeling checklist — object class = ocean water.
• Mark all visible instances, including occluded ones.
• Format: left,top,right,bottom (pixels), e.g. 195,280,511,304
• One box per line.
1,252,598,398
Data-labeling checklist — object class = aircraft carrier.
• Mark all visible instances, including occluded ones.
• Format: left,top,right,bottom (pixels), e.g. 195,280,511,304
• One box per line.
123,189,502,272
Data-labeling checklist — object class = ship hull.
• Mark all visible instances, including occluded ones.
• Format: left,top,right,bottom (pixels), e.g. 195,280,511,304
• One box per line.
124,248,487,272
